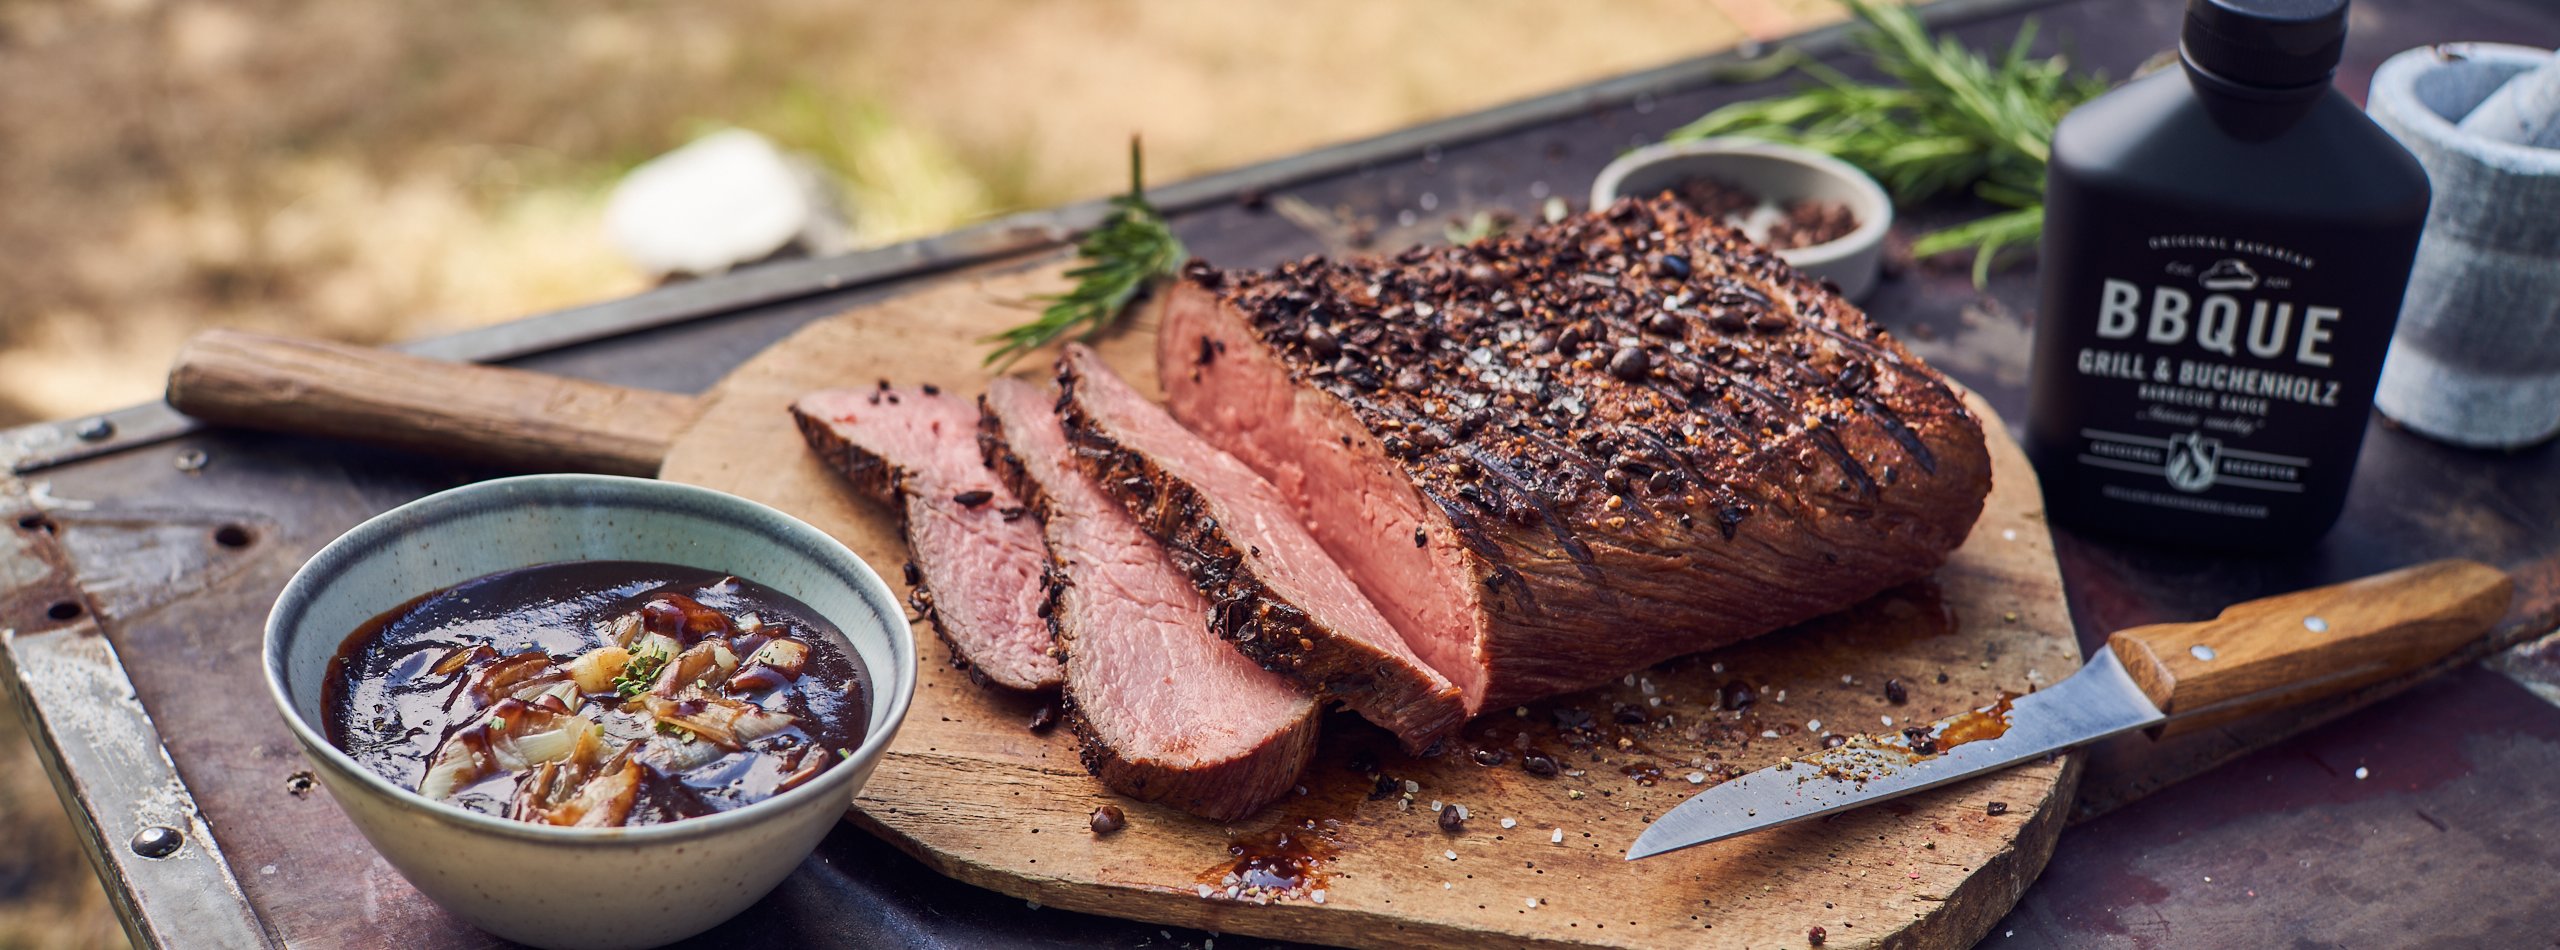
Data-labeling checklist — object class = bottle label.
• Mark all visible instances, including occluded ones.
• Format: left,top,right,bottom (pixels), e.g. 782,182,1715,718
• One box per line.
2051,233,2363,521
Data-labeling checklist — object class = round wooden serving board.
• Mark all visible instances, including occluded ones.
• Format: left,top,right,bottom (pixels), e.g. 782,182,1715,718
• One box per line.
660,263,2083,950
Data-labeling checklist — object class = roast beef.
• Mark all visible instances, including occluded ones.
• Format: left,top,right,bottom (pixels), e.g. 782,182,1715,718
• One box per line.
792,386,1061,691
1152,193,1992,712
1055,344,1467,752
979,378,1318,819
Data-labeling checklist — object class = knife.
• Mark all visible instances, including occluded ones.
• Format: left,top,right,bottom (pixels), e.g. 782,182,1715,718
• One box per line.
1626,558,2514,861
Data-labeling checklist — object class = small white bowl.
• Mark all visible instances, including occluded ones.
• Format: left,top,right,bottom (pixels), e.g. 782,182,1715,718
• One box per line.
264,474,916,950
1590,138,1894,300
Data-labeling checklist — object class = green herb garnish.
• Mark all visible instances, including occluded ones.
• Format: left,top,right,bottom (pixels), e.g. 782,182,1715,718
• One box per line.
615,645,671,698
983,138,1187,368
1667,0,2105,285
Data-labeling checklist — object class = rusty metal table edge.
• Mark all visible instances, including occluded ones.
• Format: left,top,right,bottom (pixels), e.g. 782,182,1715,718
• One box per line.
0,529,274,949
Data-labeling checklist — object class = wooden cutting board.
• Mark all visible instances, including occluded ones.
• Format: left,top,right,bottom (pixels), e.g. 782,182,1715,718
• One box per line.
666,264,2080,950
169,261,2081,949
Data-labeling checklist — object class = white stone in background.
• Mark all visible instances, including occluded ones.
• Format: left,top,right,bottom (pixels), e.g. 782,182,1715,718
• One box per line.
605,129,851,278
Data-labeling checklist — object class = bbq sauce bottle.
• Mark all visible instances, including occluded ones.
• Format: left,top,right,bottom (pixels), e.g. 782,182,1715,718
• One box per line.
2025,0,2429,549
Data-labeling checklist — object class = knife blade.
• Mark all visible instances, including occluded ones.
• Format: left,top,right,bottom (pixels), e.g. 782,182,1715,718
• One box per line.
1627,558,2514,861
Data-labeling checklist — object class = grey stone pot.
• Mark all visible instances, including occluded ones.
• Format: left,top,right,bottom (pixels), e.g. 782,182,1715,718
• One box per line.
2367,44,2560,449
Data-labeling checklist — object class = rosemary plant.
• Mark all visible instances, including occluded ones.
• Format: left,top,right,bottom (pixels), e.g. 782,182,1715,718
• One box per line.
1667,0,2106,285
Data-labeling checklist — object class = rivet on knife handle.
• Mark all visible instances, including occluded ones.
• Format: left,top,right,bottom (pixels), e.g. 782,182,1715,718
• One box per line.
2105,559,2513,739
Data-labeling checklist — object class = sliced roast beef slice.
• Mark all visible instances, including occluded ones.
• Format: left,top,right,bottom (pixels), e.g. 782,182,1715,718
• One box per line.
1154,193,1992,710
1055,344,1466,752
793,387,1060,691
980,378,1317,820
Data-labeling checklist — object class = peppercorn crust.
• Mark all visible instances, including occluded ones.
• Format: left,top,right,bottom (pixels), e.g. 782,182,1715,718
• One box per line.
1156,193,1993,709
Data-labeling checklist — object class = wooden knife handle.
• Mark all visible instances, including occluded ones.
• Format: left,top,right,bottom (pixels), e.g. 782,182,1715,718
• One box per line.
2108,559,2513,738
166,329,695,477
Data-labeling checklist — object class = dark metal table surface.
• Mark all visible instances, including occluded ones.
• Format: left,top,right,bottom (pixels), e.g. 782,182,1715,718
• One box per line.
7,0,2558,947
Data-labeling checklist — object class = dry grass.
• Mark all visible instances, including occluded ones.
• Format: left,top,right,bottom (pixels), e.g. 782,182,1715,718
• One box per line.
0,0,1850,942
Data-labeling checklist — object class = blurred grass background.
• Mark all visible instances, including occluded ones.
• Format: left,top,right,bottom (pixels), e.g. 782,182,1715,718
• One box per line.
0,0,1844,944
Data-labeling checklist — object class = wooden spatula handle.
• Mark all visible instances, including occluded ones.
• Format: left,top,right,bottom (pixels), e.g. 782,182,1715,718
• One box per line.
2108,559,2513,738
166,329,693,477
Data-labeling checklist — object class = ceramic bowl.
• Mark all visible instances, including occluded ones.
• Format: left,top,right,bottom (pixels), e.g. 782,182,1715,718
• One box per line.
1589,137,1895,300
264,474,916,950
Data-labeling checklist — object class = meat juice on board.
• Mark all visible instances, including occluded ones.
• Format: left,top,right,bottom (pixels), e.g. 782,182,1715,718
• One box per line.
2026,0,2430,548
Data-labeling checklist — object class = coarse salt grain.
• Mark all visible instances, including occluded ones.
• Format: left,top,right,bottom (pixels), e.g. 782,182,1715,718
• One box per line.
1404,779,1420,794
1551,828,1565,843
1444,882,1453,889
1808,719,1822,731
1687,772,1707,784
1624,673,1637,686
1446,850,1459,861
2355,767,2369,780
1761,730,1780,739
1501,818,1518,829
1526,898,1539,908
1457,804,1471,820
1711,662,1726,674
1198,884,1214,898
1841,674,1855,685
1431,799,1443,812
1312,890,1328,904
1882,716,1895,727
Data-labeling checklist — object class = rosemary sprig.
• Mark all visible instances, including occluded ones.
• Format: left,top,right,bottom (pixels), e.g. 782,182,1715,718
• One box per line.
1667,0,2106,285
983,139,1188,367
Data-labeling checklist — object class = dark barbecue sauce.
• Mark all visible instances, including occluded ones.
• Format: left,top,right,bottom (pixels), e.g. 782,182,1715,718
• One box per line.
323,561,870,826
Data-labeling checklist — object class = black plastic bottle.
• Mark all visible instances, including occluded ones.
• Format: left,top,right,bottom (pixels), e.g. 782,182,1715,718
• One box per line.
2025,0,2430,548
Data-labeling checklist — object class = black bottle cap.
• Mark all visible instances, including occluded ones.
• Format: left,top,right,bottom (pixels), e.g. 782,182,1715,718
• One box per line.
2181,0,2348,89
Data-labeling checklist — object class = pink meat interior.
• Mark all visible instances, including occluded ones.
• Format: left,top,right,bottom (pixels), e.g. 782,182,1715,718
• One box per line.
1063,347,1450,689
799,387,1055,688
986,378,1312,761
1156,288,1487,710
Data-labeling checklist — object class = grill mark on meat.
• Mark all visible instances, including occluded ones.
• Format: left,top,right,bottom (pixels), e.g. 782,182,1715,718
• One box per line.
1419,487,1510,563
1857,396,1939,474
1669,349,1793,415
1454,443,1595,567
1616,425,1708,495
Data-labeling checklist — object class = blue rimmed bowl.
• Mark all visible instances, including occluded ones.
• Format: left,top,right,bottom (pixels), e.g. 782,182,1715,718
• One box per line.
263,474,916,949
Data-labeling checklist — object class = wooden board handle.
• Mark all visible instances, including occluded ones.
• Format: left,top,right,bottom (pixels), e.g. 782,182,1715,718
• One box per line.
2108,559,2513,738
166,329,695,477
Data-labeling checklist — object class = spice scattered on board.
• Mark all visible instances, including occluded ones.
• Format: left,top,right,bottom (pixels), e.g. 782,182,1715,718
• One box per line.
1091,804,1127,835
